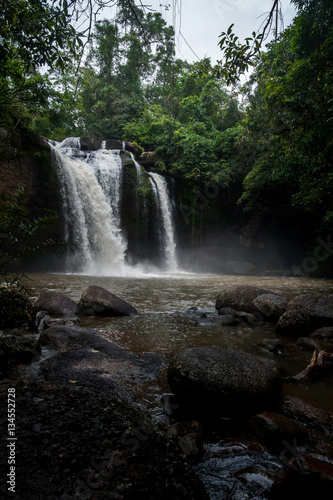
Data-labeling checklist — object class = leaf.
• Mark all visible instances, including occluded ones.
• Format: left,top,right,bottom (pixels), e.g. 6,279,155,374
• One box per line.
69,380,78,384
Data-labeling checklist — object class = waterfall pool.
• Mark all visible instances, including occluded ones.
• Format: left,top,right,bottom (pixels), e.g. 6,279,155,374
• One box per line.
26,271,333,413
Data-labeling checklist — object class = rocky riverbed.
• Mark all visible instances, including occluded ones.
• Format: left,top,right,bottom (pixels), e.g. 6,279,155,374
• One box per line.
1,283,333,499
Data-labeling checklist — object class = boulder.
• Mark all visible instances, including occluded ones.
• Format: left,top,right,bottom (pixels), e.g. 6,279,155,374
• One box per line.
226,261,256,275
139,151,158,168
216,285,274,313
276,294,333,336
78,285,137,316
310,326,333,344
253,293,289,321
280,396,333,431
105,138,123,150
80,135,102,150
248,411,307,450
167,347,283,415
124,141,144,158
34,291,79,317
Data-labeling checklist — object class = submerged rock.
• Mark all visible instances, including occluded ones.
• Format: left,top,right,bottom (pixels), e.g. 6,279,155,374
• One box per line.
276,294,333,336
39,325,163,402
78,285,137,316
167,346,283,416
215,285,275,314
34,291,79,317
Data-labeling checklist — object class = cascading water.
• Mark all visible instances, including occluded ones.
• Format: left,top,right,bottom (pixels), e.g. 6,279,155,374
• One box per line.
50,138,178,274
148,172,178,270
50,139,127,275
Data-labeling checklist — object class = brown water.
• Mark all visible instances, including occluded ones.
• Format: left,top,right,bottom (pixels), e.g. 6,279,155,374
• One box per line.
26,272,333,412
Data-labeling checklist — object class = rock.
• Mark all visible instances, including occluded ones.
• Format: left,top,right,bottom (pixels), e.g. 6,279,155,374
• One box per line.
105,138,123,150
39,325,163,402
280,396,333,431
218,307,237,317
139,151,158,167
310,326,333,344
168,421,204,461
34,291,79,317
80,135,102,150
248,411,307,450
167,347,283,415
124,141,143,158
258,338,286,355
78,285,137,316
268,456,333,499
235,311,260,326
219,315,240,326
0,380,208,499
253,293,289,321
296,336,333,353
215,285,274,314
276,294,333,336
226,261,257,275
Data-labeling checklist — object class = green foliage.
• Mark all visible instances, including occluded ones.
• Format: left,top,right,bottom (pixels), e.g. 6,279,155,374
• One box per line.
237,0,333,229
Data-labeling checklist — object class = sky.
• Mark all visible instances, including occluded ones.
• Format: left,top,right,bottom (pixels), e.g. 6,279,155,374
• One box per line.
136,0,297,64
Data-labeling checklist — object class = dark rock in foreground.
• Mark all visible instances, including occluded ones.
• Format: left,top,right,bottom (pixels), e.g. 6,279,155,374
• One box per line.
0,380,208,499
34,291,79,317
78,285,137,316
168,347,282,416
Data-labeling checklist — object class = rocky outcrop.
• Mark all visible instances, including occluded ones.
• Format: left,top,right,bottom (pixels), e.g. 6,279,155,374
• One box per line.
215,285,277,314
105,138,123,149
125,141,144,158
78,285,137,316
139,150,158,168
167,346,283,415
276,294,333,336
34,291,79,317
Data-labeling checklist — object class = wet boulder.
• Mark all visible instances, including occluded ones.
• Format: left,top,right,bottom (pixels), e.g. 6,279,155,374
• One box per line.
248,411,307,450
310,326,333,344
78,285,137,316
276,294,333,336
253,293,289,321
34,291,79,317
167,346,283,416
80,135,102,150
215,285,275,314
105,138,123,150
280,396,333,431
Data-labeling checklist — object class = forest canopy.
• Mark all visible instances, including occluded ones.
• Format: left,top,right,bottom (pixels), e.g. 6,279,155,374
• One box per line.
1,0,332,245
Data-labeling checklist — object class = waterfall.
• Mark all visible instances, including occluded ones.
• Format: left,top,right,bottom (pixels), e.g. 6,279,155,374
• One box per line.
50,140,127,275
148,172,177,270
50,137,178,274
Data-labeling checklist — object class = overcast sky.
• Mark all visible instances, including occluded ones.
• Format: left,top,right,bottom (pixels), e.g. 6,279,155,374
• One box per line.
139,0,297,64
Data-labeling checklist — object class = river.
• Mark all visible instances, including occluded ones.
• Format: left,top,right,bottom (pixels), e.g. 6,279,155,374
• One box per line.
26,271,333,413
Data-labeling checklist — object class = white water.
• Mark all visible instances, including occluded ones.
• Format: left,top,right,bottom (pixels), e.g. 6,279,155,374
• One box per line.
51,141,128,275
148,172,177,270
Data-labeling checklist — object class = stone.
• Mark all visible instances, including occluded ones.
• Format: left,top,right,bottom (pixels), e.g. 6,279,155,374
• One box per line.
124,141,143,158
215,285,274,314
139,151,158,167
34,291,79,317
253,293,289,321
276,294,333,336
225,261,256,275
80,135,102,150
105,138,123,150
219,315,240,326
78,285,137,316
218,307,237,317
248,411,307,450
310,326,333,344
167,346,283,415
280,396,333,430
39,325,163,402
